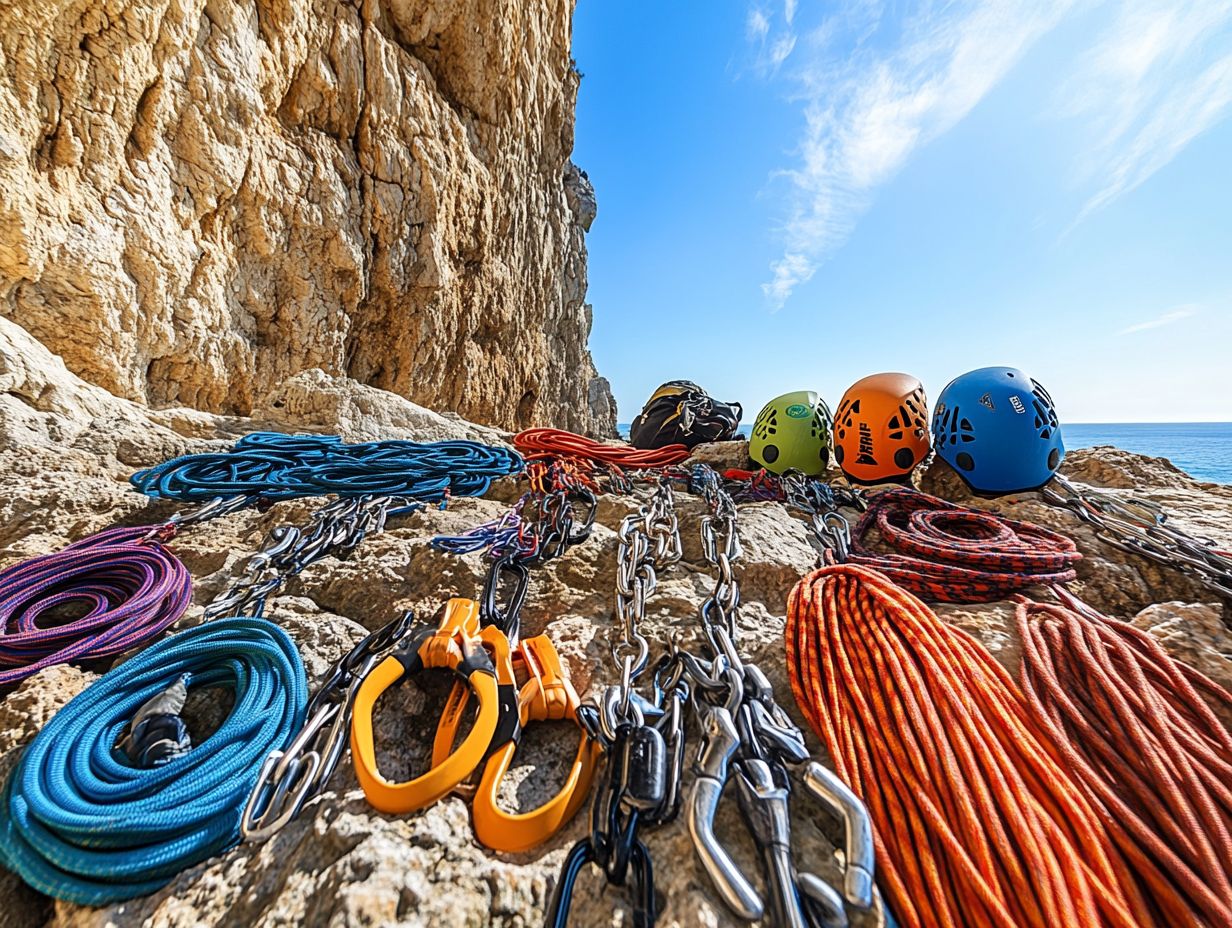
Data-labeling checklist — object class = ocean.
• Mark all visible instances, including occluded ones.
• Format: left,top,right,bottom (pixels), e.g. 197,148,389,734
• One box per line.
616,422,1232,484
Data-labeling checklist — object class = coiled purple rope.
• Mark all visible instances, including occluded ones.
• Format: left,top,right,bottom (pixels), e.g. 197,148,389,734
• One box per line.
0,527,192,687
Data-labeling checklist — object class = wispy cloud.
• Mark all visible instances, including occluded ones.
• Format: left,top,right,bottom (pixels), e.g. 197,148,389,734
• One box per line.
1065,2,1232,224
746,8,770,42
758,1,1074,307
753,0,1232,307
1117,304,1199,335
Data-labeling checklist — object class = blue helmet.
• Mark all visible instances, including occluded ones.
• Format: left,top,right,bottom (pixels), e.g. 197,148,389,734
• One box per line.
932,367,1064,494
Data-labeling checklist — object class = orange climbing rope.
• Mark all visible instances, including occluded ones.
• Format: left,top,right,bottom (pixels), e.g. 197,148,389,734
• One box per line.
785,564,1150,928
513,428,690,471
1018,588,1232,927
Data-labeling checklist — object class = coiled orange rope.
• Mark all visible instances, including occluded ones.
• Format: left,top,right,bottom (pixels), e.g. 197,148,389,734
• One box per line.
786,564,1148,928
1018,589,1232,927
513,428,690,470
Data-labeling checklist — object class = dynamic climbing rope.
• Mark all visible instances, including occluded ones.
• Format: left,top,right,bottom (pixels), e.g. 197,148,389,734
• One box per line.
0,618,307,904
1018,589,1232,926
513,427,690,472
847,487,1080,601
786,563,1149,928
0,527,192,687
131,434,522,503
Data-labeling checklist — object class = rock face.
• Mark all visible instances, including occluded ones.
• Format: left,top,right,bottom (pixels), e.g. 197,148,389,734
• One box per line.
1,329,1229,928
0,0,615,435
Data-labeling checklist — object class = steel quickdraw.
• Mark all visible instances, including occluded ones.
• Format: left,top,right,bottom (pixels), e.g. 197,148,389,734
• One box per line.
1044,475,1232,600
682,466,874,928
241,610,417,840
546,476,685,928
0,618,307,904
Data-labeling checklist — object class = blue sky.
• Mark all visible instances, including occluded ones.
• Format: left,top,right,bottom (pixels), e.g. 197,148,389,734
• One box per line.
572,1,1232,424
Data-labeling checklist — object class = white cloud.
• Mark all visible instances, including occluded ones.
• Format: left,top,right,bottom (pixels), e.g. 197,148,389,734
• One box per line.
1117,304,1198,335
760,1,1074,306
754,0,1232,307
747,8,770,42
1065,2,1232,223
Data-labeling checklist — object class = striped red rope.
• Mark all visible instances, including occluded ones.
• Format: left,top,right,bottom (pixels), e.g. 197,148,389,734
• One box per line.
848,487,1080,602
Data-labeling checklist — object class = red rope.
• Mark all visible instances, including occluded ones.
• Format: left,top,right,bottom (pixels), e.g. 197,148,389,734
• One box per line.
848,488,1080,602
1018,589,1232,926
513,428,690,470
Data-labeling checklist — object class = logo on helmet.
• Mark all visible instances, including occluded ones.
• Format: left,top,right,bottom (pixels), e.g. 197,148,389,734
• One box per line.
785,403,810,419
979,393,995,410
1009,395,1026,414
856,423,877,465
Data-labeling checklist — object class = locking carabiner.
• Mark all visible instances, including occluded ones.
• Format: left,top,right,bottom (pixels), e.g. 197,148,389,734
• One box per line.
350,598,501,813
465,635,599,852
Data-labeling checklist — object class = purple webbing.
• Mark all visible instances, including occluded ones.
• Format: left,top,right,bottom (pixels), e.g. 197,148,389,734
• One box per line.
0,526,192,686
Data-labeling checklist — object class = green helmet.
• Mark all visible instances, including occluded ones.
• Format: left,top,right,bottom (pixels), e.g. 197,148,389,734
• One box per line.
749,391,833,475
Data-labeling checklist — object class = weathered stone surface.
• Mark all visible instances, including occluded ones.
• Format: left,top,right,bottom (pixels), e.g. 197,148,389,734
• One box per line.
0,0,614,435
2,283,1230,928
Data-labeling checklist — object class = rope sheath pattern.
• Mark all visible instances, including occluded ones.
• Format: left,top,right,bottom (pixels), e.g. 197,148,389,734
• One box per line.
131,432,522,503
848,488,1080,602
0,528,192,687
513,428,691,469
0,618,307,904
1018,590,1232,926
786,564,1147,928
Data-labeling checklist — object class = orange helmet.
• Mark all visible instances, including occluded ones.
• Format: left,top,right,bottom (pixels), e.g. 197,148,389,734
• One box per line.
833,373,930,484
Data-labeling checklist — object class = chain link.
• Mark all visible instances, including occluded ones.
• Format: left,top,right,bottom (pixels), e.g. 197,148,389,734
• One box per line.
612,479,682,693
1044,475,1232,599
206,495,415,620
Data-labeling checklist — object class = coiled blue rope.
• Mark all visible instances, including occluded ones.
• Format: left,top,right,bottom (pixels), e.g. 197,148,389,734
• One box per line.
130,433,522,503
0,618,307,904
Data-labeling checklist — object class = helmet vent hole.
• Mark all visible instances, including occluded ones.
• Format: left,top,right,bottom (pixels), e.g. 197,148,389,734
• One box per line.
956,452,975,472
1048,448,1060,470
960,417,973,431
763,444,779,464
889,430,903,440
894,448,915,470
850,400,860,413
835,445,845,464
1040,428,1051,440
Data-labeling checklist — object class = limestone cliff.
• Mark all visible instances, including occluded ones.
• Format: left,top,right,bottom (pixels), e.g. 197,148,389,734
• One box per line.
0,0,614,434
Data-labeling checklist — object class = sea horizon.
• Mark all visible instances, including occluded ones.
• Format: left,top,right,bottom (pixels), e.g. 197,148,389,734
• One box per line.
615,421,1232,485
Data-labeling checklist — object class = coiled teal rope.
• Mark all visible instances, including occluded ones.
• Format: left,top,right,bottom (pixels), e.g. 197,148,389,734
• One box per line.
130,432,522,503
0,618,307,904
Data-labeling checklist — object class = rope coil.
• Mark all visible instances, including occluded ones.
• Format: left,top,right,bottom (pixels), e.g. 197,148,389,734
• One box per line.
513,428,690,470
848,488,1080,601
786,563,1148,928
1018,590,1232,926
0,527,192,687
0,618,307,904
131,435,522,503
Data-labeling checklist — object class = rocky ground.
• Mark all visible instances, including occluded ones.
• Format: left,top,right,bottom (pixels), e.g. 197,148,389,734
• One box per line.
1,315,1229,928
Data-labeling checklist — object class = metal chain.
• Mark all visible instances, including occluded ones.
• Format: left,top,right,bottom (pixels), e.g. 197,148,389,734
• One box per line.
612,478,682,699
206,495,415,620
682,464,874,928
1044,475,1232,599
